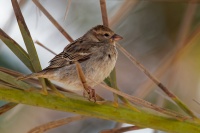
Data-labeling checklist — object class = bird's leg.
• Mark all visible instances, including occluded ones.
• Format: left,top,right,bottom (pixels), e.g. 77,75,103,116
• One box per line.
82,82,96,102
75,62,96,102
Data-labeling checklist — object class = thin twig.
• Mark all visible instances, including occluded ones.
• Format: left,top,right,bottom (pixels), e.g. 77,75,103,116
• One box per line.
32,0,73,42
101,126,142,133
28,115,88,133
35,40,57,55
64,0,71,20
116,43,197,119
100,0,109,27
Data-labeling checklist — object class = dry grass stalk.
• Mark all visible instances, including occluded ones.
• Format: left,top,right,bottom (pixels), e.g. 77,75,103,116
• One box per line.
64,0,72,20
100,0,109,27
28,115,88,133
101,126,142,133
35,40,57,55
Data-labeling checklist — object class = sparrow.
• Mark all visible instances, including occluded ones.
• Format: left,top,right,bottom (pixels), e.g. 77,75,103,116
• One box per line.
19,25,123,99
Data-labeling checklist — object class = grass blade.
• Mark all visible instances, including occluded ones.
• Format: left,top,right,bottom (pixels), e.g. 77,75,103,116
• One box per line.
28,115,87,133
101,126,142,133
11,0,47,93
0,71,34,90
11,0,41,72
0,29,34,71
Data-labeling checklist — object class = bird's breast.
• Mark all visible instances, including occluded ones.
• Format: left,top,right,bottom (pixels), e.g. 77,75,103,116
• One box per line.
84,46,118,85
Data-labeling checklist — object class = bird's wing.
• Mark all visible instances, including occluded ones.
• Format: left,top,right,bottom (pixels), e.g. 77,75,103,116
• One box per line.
44,40,98,70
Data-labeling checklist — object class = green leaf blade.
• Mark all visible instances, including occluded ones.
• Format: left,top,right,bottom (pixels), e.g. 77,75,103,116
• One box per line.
0,29,34,72
0,71,34,90
0,88,199,133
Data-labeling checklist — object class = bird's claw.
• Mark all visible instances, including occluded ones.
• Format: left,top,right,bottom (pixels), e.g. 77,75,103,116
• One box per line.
83,87,96,102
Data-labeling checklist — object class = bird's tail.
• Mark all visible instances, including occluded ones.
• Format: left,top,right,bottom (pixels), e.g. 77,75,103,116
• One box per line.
17,73,41,80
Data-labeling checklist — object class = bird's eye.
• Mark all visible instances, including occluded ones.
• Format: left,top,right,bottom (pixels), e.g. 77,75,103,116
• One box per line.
104,33,110,37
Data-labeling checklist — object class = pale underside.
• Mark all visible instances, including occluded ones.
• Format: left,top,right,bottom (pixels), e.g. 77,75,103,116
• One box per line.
39,42,118,91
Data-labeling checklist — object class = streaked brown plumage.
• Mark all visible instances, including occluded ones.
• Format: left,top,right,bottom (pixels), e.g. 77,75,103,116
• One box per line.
19,25,123,92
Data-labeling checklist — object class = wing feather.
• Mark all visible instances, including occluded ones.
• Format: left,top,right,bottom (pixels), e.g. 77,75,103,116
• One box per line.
44,40,99,70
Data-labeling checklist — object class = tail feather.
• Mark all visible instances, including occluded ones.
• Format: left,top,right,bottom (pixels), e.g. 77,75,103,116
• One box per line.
17,69,50,80
17,73,40,80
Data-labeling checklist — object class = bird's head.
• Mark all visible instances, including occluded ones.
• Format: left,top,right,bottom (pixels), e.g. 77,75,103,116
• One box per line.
84,25,123,43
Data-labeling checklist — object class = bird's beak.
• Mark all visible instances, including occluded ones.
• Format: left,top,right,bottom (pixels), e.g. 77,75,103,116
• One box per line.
111,34,123,41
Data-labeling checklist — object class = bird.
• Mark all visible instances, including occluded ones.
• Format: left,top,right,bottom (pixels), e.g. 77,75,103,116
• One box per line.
18,25,123,100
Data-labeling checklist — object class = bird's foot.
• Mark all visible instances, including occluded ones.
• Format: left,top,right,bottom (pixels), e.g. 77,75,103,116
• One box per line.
83,86,96,102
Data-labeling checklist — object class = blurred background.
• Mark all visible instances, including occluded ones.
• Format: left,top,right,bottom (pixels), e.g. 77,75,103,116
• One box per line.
0,0,200,133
